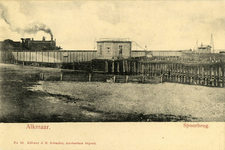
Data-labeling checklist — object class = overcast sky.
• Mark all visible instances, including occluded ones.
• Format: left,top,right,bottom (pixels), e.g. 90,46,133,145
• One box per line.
1,1,225,51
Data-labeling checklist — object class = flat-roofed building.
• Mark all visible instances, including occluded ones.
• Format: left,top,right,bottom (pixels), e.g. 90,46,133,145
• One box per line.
196,44,211,53
97,38,132,59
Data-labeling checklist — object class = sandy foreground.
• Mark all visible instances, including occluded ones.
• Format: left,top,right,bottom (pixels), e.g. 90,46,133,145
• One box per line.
0,63,224,122
39,81,225,121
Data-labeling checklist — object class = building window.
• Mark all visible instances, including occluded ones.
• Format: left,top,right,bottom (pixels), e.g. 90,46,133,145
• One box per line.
100,45,102,55
107,47,110,53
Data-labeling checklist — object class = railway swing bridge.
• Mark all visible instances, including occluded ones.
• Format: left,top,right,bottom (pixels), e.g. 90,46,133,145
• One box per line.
1,37,225,88
1,49,225,88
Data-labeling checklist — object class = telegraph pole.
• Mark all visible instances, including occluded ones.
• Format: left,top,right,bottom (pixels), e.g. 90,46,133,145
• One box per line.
210,34,214,53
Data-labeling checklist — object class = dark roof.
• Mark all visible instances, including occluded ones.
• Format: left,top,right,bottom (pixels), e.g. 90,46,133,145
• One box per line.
30,41,54,43
97,38,132,43
198,45,211,49
97,41,132,43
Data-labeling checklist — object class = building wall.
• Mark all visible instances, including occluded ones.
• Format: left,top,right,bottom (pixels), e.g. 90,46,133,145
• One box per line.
97,41,131,59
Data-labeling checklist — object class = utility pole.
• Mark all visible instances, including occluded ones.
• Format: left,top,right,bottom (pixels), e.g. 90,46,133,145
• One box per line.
193,39,198,52
210,34,214,53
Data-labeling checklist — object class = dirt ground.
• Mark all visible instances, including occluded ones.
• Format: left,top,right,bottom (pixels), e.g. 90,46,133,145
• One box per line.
0,63,224,122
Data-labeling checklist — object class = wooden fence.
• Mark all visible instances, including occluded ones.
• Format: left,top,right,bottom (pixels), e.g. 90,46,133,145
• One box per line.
104,59,225,87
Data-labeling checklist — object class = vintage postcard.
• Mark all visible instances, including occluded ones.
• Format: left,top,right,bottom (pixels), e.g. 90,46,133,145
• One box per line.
0,1,224,150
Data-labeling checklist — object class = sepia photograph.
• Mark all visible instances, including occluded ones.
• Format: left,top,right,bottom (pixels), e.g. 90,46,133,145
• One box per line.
0,1,224,150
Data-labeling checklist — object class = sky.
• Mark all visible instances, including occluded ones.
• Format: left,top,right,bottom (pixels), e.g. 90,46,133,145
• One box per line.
0,1,225,51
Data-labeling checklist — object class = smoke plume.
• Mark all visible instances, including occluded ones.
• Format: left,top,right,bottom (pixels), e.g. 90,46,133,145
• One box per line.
0,4,10,25
0,3,53,38
24,23,53,37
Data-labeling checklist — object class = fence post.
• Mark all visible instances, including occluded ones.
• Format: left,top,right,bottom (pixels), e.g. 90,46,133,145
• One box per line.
89,73,92,82
61,73,63,81
161,74,163,83
126,75,129,83
142,75,145,83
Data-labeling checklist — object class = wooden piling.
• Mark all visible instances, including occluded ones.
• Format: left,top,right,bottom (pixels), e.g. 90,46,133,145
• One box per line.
105,61,108,73
142,63,144,75
134,61,136,75
175,64,178,82
128,61,131,74
196,66,199,84
122,60,125,74
117,62,120,74
181,65,184,83
178,64,181,83
207,67,210,86
185,66,187,84
169,64,172,81
156,63,158,77
112,61,114,74
167,64,170,81
171,64,174,82
201,66,204,85
139,63,142,75
152,64,154,77
217,66,220,87
209,66,212,86
139,62,141,75
194,66,197,84
213,67,216,87
190,67,192,84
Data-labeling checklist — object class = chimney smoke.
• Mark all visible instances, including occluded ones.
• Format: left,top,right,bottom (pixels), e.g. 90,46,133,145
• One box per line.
0,4,53,39
24,22,53,38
